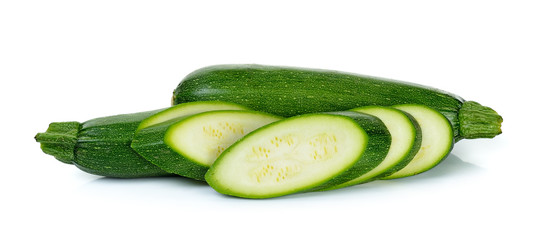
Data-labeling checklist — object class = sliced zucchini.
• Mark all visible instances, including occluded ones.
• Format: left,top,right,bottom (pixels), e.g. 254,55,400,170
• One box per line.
205,113,387,198
323,106,422,190
136,101,250,130
131,110,282,180
315,111,391,191
382,104,454,179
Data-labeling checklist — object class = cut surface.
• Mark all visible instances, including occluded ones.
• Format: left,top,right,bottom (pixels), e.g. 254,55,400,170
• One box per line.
131,110,281,180
205,114,367,198
137,101,249,130
167,111,281,166
383,104,453,179
324,106,421,190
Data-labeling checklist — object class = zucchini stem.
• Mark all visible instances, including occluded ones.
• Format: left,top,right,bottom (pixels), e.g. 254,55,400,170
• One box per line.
458,101,503,139
35,121,81,164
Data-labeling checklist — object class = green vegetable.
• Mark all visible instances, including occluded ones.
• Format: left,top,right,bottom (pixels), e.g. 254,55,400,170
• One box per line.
131,110,282,180
35,101,250,178
382,104,454,179
35,110,170,178
137,101,249,130
322,106,422,190
172,64,502,141
205,112,390,198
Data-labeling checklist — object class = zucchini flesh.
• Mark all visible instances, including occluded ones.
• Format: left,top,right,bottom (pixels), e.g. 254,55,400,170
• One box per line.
173,64,503,141
323,106,422,190
131,110,282,180
205,114,386,198
382,104,454,179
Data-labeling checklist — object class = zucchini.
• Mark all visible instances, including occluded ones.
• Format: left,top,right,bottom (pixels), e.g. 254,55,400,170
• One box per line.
137,101,249,130
35,101,249,178
382,104,454,179
323,106,422,190
35,110,170,178
205,112,390,198
131,110,282,180
172,64,503,141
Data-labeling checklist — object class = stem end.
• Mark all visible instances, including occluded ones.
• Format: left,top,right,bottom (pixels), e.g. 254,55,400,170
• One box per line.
459,101,503,139
35,122,81,164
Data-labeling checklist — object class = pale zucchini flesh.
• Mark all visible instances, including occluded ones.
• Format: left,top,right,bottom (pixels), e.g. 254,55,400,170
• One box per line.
132,110,281,180
205,114,369,198
382,104,454,179
324,106,422,190
166,111,282,166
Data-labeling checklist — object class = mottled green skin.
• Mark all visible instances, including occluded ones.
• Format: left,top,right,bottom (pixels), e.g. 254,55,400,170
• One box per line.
74,109,172,178
36,110,172,178
173,64,463,138
309,111,391,192
131,117,210,181
173,64,503,141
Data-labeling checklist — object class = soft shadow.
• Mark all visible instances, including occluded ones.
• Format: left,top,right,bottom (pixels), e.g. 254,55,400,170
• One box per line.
396,153,484,181
78,175,209,193
76,153,483,201
103,175,206,185
277,153,485,200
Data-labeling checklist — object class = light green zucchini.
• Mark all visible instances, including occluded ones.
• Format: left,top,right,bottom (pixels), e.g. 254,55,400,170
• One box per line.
382,104,454,179
323,106,422,190
205,112,390,198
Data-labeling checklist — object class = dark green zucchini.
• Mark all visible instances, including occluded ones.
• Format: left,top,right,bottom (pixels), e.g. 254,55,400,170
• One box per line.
172,64,503,141
35,110,170,178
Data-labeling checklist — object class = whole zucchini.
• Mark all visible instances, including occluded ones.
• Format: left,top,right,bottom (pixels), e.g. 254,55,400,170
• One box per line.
172,64,503,141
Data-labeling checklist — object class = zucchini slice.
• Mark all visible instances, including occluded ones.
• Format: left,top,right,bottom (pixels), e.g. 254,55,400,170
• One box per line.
137,101,249,130
131,110,282,180
205,113,389,198
323,106,422,190
382,104,454,179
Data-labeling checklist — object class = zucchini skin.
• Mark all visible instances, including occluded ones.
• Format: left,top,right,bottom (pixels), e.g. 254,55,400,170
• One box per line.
131,117,211,181
173,64,502,140
36,110,172,178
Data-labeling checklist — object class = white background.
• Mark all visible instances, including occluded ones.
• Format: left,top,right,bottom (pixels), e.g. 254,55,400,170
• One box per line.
1,0,545,239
